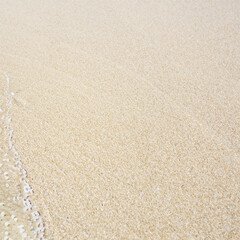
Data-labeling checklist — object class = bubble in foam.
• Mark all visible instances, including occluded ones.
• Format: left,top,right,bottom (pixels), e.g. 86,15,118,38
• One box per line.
23,182,33,195
5,221,10,227
31,211,40,221
4,171,9,180
34,217,45,238
23,198,32,211
22,168,27,177
1,211,6,217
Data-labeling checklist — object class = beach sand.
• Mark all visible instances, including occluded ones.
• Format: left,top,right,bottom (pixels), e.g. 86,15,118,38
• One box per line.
0,0,240,239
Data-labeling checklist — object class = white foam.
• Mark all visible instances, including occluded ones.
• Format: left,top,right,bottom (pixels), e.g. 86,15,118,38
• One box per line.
1,70,46,239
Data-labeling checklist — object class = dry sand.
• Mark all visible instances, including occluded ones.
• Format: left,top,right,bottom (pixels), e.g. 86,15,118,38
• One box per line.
0,0,240,239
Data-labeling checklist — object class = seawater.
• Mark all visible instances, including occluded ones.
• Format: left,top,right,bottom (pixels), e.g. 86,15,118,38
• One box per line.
0,71,45,239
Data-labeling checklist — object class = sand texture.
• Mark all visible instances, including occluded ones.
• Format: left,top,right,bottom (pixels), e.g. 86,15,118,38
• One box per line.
0,0,240,239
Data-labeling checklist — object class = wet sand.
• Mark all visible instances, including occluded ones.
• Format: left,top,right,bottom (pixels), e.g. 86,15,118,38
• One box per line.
0,0,240,239
0,72,44,239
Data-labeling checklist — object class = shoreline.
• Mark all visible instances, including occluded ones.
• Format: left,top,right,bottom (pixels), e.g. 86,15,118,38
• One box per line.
0,70,46,239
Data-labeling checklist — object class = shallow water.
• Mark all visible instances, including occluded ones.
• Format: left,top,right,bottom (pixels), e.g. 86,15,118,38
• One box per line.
0,72,45,239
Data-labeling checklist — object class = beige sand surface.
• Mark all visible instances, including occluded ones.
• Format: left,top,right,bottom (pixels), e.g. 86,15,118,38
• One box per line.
0,0,240,239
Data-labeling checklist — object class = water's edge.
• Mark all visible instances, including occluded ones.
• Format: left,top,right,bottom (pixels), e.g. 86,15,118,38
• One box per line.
0,69,46,239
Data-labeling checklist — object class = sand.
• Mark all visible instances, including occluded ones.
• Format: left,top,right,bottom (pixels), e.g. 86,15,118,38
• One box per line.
0,0,240,239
